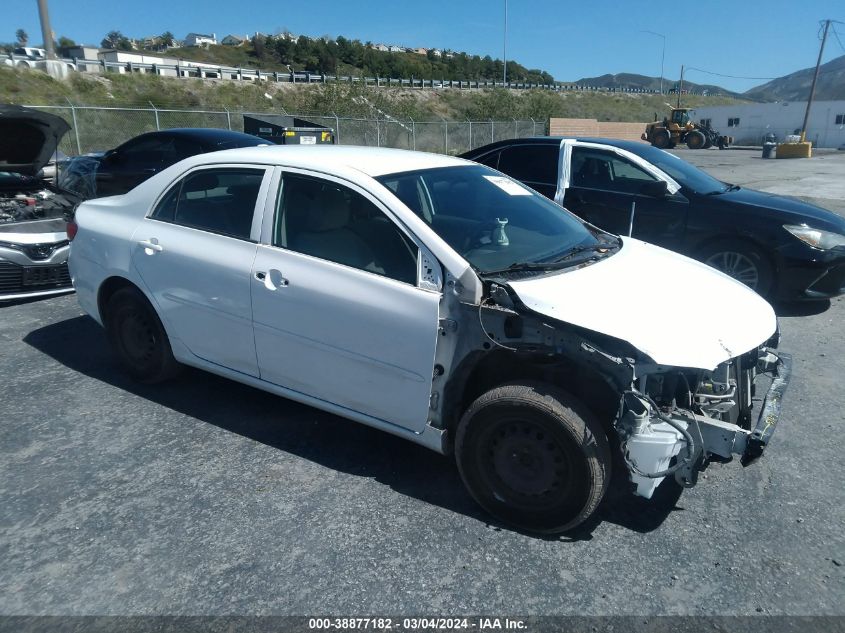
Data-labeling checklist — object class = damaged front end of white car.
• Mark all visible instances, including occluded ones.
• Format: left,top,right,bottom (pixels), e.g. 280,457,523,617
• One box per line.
613,341,790,498
463,237,792,501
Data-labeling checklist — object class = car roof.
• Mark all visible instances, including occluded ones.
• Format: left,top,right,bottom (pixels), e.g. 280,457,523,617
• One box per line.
183,145,471,177
124,128,267,145
462,136,653,156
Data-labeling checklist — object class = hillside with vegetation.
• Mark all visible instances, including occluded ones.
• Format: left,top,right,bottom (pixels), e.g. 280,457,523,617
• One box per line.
1,30,555,85
0,66,748,123
744,53,845,101
574,73,740,98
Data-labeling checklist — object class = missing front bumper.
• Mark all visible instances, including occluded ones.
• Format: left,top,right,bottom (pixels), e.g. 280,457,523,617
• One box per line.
619,350,792,499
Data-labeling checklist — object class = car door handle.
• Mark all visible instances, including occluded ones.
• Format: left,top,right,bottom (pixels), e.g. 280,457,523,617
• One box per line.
255,269,289,290
142,168,157,174
138,239,163,253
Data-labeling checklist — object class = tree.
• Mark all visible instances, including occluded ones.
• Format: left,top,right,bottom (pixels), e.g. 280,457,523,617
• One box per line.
58,36,76,49
15,29,28,45
101,30,132,50
252,34,266,60
160,31,176,47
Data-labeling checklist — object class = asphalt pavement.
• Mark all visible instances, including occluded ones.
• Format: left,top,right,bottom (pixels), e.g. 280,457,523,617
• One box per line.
1,149,843,617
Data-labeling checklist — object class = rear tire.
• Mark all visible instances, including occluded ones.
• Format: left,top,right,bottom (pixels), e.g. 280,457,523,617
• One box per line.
105,286,181,383
455,382,611,534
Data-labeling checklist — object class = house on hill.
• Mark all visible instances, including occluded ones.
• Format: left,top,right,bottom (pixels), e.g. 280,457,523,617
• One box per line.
183,33,217,47
221,34,247,46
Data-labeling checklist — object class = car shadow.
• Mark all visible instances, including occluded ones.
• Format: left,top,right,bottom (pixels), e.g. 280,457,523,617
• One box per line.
772,299,831,317
24,315,682,539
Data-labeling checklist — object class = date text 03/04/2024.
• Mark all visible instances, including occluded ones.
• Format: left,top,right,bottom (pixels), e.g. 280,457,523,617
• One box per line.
307,617,527,630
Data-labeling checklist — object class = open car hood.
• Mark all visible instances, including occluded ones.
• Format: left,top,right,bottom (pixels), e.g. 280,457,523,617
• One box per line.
0,105,71,176
508,237,777,371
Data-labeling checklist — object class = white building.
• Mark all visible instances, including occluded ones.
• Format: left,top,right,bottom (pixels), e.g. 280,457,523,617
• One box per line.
221,34,247,46
183,33,217,47
691,100,845,149
97,50,232,79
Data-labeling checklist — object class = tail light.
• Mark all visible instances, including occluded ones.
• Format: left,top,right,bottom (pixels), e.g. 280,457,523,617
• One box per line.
66,219,79,241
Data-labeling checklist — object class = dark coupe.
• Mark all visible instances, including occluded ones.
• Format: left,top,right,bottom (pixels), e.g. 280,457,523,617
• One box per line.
62,128,270,199
460,138,845,301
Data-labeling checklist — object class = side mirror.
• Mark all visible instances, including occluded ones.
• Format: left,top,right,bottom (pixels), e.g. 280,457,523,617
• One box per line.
640,180,668,198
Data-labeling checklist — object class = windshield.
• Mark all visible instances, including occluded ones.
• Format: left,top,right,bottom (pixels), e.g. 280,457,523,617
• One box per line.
376,165,604,274
634,145,727,195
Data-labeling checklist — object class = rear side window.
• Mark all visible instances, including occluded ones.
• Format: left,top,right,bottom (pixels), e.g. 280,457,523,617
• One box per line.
496,145,559,185
151,168,264,240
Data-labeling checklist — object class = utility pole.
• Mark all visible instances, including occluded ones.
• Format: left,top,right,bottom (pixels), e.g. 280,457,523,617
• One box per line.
677,64,684,108
36,0,56,59
503,0,508,85
800,20,831,142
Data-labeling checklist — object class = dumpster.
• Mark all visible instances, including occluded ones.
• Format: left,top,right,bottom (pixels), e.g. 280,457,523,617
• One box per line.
243,114,335,145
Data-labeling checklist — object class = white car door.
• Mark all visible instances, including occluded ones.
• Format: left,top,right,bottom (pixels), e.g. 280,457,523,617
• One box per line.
250,169,441,433
131,164,272,376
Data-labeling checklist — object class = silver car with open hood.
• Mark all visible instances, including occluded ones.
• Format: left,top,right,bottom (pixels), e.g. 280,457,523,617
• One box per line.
0,104,80,300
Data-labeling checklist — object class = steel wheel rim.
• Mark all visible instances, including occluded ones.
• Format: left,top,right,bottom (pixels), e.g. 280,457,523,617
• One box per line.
119,312,157,364
705,251,760,289
481,418,573,507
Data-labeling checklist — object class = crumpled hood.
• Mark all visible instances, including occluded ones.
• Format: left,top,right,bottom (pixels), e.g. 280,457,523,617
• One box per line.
0,105,70,176
508,237,777,370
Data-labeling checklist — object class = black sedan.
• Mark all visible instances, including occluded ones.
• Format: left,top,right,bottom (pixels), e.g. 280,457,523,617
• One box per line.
460,138,845,301
62,128,270,199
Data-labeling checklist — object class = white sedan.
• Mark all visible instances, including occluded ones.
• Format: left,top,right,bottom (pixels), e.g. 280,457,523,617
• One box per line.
69,145,789,533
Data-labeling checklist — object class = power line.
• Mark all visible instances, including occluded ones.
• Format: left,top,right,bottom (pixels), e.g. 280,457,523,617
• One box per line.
831,25,845,53
685,67,778,81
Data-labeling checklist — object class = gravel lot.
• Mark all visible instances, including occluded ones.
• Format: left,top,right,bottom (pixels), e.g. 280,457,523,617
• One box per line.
1,149,844,617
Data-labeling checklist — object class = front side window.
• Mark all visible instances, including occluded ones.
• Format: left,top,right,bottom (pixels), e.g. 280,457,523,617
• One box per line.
376,165,600,274
151,168,264,240
570,147,657,194
275,174,418,285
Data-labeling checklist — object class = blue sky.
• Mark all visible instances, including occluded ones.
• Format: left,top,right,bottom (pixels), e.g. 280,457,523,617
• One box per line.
5,0,845,92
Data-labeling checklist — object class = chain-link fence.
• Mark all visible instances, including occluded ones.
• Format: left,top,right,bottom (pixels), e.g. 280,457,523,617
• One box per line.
26,104,545,157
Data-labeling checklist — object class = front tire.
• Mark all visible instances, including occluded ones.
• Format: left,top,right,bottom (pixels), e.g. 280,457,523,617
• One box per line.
700,240,775,297
455,383,611,534
686,130,706,149
105,286,181,383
